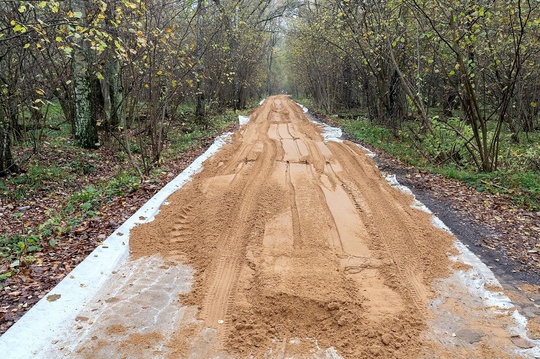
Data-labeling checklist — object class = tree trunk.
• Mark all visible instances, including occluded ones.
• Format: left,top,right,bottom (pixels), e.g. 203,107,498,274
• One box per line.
105,59,124,129
232,6,240,109
72,0,98,148
90,76,105,127
194,0,207,126
104,0,124,130
342,61,354,109
0,102,17,176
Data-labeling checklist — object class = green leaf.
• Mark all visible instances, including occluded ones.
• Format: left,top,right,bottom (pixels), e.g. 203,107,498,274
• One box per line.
13,24,27,33
72,11,83,18
49,239,57,247
0,272,12,281
27,245,41,253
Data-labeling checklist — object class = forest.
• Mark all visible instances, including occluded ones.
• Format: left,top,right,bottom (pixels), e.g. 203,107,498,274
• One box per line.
0,0,295,176
285,0,540,210
1,0,540,347
1,0,540,176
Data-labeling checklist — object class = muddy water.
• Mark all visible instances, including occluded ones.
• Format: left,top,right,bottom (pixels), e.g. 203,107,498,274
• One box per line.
128,95,456,358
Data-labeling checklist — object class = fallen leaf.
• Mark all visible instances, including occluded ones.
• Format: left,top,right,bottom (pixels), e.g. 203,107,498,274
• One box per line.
510,335,534,349
46,294,61,302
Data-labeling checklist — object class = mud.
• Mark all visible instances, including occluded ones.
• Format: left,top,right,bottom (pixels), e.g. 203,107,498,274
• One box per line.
129,95,461,357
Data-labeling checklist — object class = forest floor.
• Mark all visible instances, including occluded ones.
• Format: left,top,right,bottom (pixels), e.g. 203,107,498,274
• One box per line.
2,95,540,358
0,126,237,335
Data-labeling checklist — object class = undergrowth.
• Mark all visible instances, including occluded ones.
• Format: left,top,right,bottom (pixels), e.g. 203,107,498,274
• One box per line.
295,98,540,212
0,107,242,284
340,118,540,211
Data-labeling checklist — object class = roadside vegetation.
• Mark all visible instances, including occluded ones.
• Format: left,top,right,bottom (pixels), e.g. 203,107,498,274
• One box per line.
300,97,540,212
0,104,240,286
286,0,540,211
346,117,540,211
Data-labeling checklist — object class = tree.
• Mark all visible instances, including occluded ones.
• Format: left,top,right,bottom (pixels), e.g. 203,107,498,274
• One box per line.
0,98,17,176
407,0,538,171
71,0,98,148
285,0,540,172
194,0,206,124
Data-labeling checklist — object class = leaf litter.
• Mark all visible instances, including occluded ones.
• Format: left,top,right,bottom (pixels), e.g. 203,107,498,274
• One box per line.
0,129,235,335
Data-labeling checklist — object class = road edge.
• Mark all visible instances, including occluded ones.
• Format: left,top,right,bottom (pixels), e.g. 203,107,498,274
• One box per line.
0,127,236,358
301,102,540,357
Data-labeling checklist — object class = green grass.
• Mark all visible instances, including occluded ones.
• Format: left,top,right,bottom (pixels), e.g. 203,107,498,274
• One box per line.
1,103,246,285
164,110,238,157
323,116,540,211
340,118,427,167
0,168,141,277
0,165,72,202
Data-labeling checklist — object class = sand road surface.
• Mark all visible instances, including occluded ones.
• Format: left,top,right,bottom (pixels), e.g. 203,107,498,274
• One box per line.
45,95,538,358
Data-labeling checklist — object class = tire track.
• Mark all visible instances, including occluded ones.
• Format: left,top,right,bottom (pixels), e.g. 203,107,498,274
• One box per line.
129,95,457,358
167,204,194,243
285,162,303,249
198,99,278,343
326,142,431,316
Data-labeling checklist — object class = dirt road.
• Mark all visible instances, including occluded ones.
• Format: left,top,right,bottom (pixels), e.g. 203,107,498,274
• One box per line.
3,95,539,358
31,94,529,359
126,94,514,358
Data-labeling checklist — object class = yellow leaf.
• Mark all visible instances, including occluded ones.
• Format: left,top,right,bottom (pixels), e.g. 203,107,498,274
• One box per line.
35,89,45,96
18,5,26,13
47,294,61,302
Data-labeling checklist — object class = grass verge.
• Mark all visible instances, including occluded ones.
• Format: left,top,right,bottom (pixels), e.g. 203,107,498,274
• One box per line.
295,98,540,212
0,108,242,286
